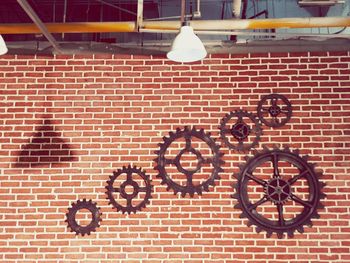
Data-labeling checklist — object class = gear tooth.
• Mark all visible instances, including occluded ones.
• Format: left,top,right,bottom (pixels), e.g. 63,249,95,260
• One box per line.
231,183,236,189
232,173,239,179
157,143,163,148
320,193,327,199
246,221,252,227
302,155,309,161
313,212,320,219
239,212,245,219
319,182,326,188
197,188,203,195
166,185,171,191
169,131,174,136
76,200,81,204
238,163,245,171
262,145,269,152
231,193,238,199
203,185,209,192
266,231,273,238
272,144,279,150
176,127,181,132
317,203,325,209
306,220,313,227
251,148,259,155
287,231,294,238
284,145,290,152
293,148,300,155
255,226,262,233
181,192,187,198
296,225,304,233
244,155,251,162
277,232,283,239
234,203,242,209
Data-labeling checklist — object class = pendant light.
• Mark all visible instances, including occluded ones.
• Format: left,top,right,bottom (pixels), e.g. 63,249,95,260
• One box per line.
0,35,8,55
166,0,207,63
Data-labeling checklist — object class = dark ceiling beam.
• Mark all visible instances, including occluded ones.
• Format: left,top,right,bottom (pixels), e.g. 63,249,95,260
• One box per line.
17,0,63,54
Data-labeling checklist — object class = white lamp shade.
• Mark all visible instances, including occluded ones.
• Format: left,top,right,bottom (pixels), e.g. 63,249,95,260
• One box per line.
0,35,8,55
167,26,207,63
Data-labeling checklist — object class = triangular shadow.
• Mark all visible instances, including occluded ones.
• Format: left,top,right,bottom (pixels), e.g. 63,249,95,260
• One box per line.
14,119,77,168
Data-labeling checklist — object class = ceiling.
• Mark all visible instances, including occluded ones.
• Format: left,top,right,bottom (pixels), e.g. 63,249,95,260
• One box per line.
1,0,350,55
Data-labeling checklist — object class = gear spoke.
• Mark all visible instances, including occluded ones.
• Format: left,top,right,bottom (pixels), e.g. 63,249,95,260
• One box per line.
272,153,280,178
126,170,132,181
271,98,278,107
185,135,192,150
277,203,285,226
291,194,312,208
126,198,132,208
249,196,268,210
246,172,267,186
288,169,309,185
113,187,120,193
261,107,269,112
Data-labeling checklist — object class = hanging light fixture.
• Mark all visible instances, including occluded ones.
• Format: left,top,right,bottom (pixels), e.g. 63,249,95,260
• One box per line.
0,35,8,55
166,0,207,63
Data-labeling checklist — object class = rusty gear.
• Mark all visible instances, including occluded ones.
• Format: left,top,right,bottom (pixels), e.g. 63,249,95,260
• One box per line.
106,165,153,214
232,146,325,238
219,109,262,152
154,126,224,197
257,93,292,127
65,199,102,236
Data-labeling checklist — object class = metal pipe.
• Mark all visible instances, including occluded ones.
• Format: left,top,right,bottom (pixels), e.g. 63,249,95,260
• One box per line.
16,0,63,54
181,0,186,25
136,0,143,30
1,17,350,34
140,28,350,38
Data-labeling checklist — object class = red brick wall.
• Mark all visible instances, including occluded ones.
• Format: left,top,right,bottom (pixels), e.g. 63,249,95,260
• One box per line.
0,52,349,262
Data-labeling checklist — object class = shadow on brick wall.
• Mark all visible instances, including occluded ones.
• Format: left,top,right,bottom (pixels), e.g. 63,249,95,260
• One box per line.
14,119,77,168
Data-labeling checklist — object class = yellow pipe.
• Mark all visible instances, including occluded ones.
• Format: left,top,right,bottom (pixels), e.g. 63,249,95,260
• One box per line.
0,17,350,34
0,22,136,34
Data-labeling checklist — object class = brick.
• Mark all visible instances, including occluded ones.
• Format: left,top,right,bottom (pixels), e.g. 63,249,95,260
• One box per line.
0,52,348,262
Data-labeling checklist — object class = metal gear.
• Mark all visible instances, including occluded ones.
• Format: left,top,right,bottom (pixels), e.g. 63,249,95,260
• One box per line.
154,126,224,197
257,93,292,128
105,165,153,214
65,199,102,236
232,146,325,238
219,109,262,152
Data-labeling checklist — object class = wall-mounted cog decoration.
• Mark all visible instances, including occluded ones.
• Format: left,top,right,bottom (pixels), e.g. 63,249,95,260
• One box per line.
65,199,102,236
257,93,292,128
232,146,325,238
154,126,224,197
106,165,153,214
219,109,262,152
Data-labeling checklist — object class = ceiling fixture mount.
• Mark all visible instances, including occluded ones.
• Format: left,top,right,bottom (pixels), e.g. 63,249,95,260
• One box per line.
166,0,207,63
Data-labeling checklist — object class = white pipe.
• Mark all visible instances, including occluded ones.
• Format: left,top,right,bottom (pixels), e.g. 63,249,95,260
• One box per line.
232,0,242,18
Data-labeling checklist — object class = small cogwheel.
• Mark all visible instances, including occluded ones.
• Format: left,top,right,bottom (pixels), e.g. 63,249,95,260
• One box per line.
219,109,262,152
257,93,292,128
65,199,102,236
154,126,224,197
106,165,153,214
232,146,326,238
